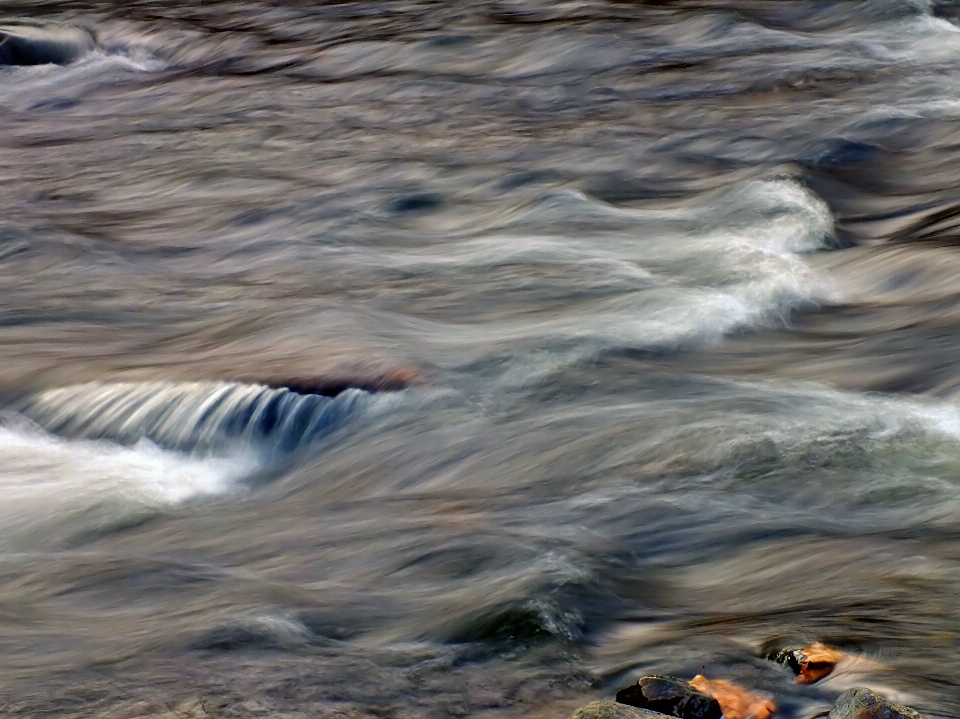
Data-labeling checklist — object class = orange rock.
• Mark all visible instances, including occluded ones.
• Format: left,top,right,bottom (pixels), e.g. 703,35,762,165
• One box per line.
689,675,777,719
790,642,846,684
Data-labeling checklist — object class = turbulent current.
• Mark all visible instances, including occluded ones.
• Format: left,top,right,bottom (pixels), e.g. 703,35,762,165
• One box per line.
2,1,960,717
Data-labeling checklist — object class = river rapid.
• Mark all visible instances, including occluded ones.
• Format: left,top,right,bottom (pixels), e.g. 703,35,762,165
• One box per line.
1,1,959,717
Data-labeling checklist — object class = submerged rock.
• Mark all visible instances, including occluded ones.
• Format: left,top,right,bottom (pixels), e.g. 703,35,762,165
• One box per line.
268,366,422,396
0,25,95,66
829,687,924,719
616,676,722,719
569,701,667,719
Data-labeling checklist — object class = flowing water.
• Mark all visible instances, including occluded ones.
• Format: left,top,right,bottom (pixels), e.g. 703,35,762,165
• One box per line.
1,1,960,717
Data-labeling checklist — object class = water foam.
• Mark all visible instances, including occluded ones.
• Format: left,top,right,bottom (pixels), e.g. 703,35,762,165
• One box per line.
0,380,401,544
0,422,252,544
368,179,837,363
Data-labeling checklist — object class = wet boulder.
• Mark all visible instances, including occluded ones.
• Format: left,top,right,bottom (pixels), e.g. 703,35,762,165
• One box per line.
0,25,95,66
829,687,924,719
570,701,669,719
616,676,722,719
772,641,845,684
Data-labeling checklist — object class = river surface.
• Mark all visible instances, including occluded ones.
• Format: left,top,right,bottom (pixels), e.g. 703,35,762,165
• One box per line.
1,1,960,717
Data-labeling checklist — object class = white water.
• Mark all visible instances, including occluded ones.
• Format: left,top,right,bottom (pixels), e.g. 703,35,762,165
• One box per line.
0,422,252,545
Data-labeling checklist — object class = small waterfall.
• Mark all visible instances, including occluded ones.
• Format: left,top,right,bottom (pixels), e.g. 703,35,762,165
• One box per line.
14,381,378,454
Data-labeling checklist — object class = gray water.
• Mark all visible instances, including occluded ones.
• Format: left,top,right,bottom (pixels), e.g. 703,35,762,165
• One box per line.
1,1,960,717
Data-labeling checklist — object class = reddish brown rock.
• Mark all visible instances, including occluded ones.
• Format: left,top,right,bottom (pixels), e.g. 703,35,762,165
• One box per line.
689,674,776,719
774,641,846,684
265,366,424,396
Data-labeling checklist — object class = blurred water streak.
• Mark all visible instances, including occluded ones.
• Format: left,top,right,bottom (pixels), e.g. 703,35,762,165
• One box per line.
0,2,959,718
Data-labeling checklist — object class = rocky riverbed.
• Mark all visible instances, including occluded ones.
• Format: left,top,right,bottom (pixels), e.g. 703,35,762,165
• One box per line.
572,675,924,719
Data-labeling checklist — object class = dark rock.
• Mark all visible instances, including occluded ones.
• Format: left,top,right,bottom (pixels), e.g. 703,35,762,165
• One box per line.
616,676,722,719
0,25,95,66
770,645,803,675
569,701,668,719
829,687,924,719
